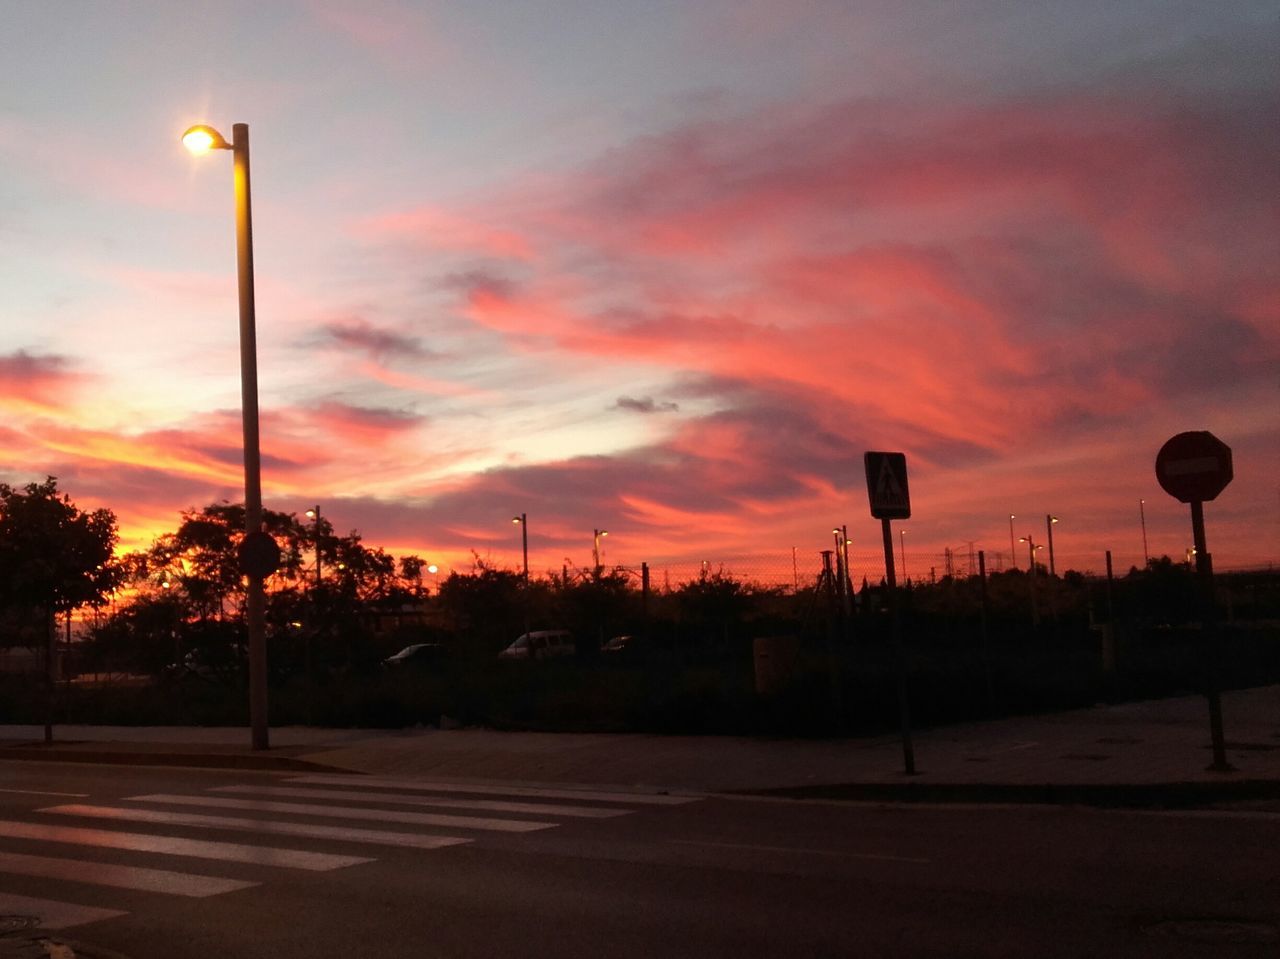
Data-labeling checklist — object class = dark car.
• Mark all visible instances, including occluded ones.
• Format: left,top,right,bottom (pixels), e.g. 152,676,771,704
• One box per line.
601,635,635,654
381,643,447,668
163,644,245,683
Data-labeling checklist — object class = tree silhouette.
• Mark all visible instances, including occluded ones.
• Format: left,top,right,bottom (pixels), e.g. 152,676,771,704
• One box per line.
0,478,120,633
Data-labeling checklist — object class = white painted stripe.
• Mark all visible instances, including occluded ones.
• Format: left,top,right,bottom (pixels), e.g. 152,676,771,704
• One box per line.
0,891,126,930
0,819,371,871
0,850,255,897
0,789,89,798
41,804,471,851
212,785,629,819
124,794,555,833
288,775,700,805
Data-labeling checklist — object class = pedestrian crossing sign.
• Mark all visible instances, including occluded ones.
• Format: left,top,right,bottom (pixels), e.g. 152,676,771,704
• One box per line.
864,451,911,520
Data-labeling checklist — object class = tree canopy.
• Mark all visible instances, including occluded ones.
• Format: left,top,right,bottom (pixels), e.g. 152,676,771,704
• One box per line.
0,477,120,620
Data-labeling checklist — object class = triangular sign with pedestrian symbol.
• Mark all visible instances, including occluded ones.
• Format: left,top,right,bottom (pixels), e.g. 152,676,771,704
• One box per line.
864,451,911,520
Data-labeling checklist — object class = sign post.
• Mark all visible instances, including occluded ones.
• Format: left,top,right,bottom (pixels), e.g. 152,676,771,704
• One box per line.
1155,430,1233,771
864,451,916,775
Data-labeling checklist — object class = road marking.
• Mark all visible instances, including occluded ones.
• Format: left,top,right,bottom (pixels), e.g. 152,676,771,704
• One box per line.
41,804,471,851
667,839,932,864
124,794,556,833
212,785,629,819
0,788,89,798
0,850,256,897
0,819,371,871
0,892,126,930
288,775,700,806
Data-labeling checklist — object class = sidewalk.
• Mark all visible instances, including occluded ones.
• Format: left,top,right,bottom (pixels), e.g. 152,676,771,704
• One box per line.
1,686,1276,805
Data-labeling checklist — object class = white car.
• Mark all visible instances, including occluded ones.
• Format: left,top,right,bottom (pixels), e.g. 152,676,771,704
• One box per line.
498,630,575,661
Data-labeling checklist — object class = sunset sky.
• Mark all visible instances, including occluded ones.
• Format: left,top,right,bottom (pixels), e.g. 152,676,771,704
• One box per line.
1,1,1276,585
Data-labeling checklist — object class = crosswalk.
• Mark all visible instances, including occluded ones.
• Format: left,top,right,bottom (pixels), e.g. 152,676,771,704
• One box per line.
0,774,700,931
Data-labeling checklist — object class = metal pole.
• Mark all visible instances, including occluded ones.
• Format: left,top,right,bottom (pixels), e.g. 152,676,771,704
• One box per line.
521,513,529,581
977,550,993,712
841,525,851,596
233,123,269,751
1139,499,1149,567
1008,515,1017,570
1190,500,1230,771
310,505,322,588
899,529,907,583
1046,514,1057,577
881,518,916,775
1023,536,1040,627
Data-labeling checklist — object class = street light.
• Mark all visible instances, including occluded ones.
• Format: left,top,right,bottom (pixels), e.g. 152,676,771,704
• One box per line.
1019,535,1043,626
899,528,907,583
512,514,528,580
593,529,608,573
183,121,271,750
832,527,845,599
1046,514,1059,577
305,506,322,588
1008,514,1018,571
1139,499,1149,568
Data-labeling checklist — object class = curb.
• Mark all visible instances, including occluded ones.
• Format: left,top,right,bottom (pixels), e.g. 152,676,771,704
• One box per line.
736,778,1280,808
0,933,135,959
0,746,344,773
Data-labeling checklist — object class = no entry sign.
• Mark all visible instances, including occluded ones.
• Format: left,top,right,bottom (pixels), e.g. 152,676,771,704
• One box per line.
1155,431,1233,504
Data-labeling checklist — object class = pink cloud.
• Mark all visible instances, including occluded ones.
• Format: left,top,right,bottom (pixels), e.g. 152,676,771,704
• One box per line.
0,351,91,414
357,206,534,260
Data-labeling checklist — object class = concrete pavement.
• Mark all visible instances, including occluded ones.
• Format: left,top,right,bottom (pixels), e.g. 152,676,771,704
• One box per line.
0,685,1276,805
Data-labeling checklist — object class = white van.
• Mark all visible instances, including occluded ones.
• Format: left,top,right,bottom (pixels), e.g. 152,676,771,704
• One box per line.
498,630,575,661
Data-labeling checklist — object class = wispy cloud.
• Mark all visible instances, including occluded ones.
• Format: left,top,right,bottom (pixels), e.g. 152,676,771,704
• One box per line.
612,396,679,414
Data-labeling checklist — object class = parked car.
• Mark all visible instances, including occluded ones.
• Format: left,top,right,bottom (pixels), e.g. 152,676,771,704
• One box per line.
498,630,575,661
381,643,447,669
601,635,634,654
163,645,244,683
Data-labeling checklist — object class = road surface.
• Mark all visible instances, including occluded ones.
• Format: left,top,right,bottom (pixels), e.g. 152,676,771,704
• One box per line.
0,761,1274,957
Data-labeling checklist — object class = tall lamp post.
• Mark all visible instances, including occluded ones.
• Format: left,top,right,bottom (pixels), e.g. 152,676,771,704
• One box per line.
512,514,528,580
592,529,608,575
1045,514,1059,577
1008,514,1017,571
183,122,272,750
899,528,907,584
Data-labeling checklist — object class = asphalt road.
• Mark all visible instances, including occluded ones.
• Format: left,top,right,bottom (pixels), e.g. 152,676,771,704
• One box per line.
0,761,1275,958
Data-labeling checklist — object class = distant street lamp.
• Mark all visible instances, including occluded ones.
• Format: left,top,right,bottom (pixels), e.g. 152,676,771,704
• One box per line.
899,529,907,583
841,525,851,592
183,121,270,751
305,506,322,588
1008,514,1017,571
1019,535,1043,626
832,527,846,599
1046,514,1059,577
593,529,608,573
1139,499,1150,567
512,514,528,580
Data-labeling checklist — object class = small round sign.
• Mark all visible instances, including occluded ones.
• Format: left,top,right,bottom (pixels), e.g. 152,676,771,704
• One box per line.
1155,431,1233,504
237,530,282,578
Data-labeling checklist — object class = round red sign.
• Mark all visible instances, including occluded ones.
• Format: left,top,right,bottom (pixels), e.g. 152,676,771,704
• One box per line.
1155,431,1233,504
237,530,282,578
